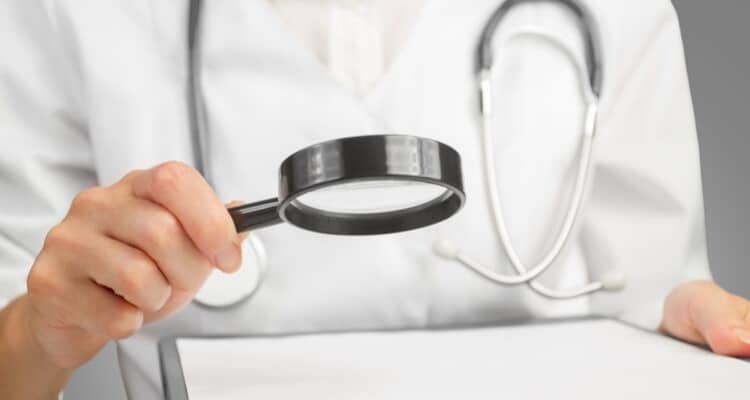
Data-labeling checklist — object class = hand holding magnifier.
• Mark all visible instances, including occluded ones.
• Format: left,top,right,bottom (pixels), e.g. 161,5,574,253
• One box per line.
227,135,465,235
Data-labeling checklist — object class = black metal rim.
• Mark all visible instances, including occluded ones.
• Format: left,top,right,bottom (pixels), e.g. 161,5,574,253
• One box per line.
275,135,465,235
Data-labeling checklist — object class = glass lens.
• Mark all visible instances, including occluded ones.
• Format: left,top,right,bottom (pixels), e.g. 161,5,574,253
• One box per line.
293,179,447,214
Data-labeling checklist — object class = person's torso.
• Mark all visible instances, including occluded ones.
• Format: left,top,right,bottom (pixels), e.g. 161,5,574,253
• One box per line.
54,0,600,396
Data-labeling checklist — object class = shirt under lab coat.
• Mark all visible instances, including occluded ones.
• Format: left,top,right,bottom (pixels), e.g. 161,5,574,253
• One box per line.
0,0,711,398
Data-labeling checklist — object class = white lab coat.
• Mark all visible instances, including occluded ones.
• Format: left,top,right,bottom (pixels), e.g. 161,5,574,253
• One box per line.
0,0,711,398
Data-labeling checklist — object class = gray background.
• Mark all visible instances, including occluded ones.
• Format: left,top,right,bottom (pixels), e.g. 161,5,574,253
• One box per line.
675,0,750,299
66,1,750,398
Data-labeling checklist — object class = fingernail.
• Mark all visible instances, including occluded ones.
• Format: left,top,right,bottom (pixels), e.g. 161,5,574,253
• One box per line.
155,286,172,310
133,311,144,330
214,242,241,272
734,328,750,345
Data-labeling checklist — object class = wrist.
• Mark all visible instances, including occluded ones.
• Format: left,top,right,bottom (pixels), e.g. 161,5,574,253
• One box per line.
0,295,71,398
17,295,65,367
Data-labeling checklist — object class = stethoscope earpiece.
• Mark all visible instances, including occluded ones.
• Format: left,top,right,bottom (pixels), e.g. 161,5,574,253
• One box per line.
601,270,627,291
432,238,461,259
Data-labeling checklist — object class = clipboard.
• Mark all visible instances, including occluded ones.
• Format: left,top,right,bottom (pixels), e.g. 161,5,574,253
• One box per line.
159,337,189,400
158,319,749,400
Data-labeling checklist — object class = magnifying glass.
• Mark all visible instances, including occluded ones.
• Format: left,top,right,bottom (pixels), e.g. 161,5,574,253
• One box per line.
227,135,465,235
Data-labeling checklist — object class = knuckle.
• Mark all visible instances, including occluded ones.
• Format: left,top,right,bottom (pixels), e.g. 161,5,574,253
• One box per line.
172,261,209,292
190,222,212,246
104,306,143,339
43,224,78,252
142,212,181,247
119,169,144,185
741,300,750,324
150,161,193,196
118,259,152,295
27,262,57,299
170,278,195,294
70,187,107,213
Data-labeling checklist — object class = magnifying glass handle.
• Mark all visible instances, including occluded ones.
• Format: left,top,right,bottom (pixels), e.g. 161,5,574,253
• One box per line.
228,198,282,233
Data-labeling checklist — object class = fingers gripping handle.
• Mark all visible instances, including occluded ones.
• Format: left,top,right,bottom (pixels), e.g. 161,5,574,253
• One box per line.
228,198,282,232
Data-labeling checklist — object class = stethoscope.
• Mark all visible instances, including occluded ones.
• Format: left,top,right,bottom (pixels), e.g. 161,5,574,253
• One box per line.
186,0,625,309
433,0,626,298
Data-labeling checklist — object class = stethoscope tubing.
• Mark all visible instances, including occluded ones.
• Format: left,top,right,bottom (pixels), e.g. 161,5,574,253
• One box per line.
450,0,625,298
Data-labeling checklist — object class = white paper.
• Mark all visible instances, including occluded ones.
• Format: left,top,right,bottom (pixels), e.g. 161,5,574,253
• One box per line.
177,320,749,399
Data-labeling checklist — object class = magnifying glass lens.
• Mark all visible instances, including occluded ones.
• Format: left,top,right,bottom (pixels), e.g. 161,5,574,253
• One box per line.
293,180,447,214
